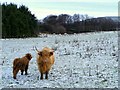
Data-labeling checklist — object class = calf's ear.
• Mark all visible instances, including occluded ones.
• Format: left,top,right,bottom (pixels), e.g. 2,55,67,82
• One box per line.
38,51,42,56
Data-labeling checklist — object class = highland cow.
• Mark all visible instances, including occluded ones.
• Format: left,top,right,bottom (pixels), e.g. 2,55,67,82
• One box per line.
13,53,32,79
35,47,54,80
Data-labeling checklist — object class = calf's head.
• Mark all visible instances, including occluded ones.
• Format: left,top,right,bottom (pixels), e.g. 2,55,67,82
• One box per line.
25,53,32,60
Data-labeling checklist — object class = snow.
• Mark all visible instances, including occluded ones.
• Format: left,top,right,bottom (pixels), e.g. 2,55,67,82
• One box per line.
0,31,118,88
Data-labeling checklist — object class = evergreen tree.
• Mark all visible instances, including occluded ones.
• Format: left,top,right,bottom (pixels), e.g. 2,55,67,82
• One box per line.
2,3,38,38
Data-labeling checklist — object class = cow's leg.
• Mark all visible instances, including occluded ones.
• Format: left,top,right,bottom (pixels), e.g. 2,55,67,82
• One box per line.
40,73,43,80
45,71,48,79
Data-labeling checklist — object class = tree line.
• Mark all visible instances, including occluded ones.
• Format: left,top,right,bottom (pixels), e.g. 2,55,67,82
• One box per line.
39,14,118,34
2,3,38,38
2,3,118,38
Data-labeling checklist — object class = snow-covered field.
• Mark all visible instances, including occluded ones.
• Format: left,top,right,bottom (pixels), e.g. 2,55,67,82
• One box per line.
0,31,118,88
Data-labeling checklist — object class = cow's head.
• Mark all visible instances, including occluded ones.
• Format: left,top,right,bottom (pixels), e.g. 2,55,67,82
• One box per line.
38,49,54,57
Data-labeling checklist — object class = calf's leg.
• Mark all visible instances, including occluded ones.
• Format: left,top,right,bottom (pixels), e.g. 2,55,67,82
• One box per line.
13,68,19,79
25,65,28,75
21,70,24,75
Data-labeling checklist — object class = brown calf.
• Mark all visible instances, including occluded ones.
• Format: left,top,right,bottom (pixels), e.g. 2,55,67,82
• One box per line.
13,53,32,79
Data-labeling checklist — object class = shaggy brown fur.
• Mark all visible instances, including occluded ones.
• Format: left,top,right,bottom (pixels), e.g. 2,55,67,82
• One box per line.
37,47,54,80
13,53,32,79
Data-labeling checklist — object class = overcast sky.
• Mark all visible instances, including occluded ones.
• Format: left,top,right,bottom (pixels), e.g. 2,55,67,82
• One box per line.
1,0,119,20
